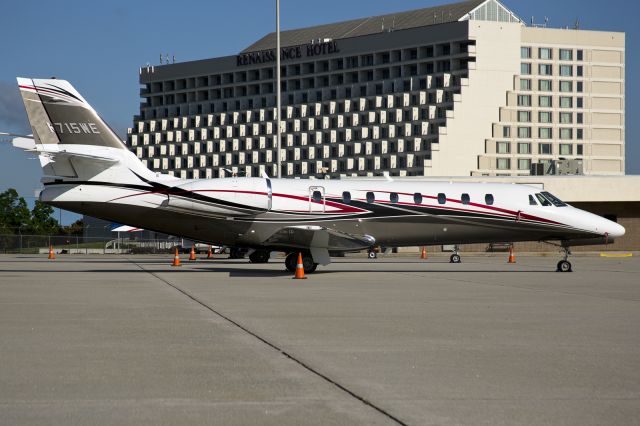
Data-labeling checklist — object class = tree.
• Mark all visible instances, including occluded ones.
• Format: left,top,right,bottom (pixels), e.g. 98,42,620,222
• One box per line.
62,219,84,236
0,189,30,234
29,201,60,235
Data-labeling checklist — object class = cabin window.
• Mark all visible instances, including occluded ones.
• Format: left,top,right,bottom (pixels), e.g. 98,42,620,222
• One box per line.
485,194,494,205
366,191,375,203
461,193,470,205
390,192,399,203
342,191,351,204
437,193,446,204
529,194,538,205
414,193,423,204
312,190,322,203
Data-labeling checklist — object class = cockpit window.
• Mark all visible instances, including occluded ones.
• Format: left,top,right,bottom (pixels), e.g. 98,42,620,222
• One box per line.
529,194,538,206
535,193,552,206
541,191,567,207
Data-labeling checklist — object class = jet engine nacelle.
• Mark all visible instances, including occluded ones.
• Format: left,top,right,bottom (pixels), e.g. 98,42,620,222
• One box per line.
165,177,270,217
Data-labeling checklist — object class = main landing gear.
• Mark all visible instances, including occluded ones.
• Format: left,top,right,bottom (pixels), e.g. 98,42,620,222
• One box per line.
249,249,270,264
449,245,462,263
285,252,318,274
556,247,572,272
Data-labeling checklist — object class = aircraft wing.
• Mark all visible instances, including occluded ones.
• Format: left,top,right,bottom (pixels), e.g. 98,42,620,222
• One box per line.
261,225,375,265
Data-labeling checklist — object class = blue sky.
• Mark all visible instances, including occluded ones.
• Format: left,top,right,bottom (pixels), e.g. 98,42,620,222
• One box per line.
0,0,636,223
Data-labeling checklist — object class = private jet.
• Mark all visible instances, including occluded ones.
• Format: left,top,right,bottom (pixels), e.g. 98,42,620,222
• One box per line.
4,78,625,273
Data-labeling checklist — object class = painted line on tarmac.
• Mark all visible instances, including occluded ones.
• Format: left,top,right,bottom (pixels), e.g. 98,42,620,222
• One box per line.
128,259,408,426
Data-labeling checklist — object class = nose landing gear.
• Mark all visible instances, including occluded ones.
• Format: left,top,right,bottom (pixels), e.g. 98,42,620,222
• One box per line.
556,246,572,272
449,245,461,263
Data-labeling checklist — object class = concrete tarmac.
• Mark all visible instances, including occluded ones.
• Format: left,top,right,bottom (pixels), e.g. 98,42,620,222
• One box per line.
0,253,639,425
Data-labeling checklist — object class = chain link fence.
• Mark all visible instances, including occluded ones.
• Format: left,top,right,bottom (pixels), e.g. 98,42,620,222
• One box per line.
0,234,183,255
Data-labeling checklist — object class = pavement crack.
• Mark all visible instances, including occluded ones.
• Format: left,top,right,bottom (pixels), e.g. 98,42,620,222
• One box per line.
128,259,408,426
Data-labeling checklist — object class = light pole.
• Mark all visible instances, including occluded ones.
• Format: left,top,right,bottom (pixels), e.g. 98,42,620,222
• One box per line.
276,0,282,178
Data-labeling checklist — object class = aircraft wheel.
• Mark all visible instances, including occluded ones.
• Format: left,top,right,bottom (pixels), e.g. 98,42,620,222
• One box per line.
249,250,270,263
450,254,461,263
285,253,297,272
368,251,377,259
302,255,318,274
556,260,572,272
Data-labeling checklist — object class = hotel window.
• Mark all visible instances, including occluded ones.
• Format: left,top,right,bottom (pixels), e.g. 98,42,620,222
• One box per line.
576,113,583,124
560,65,573,76
496,141,510,154
538,143,552,155
538,79,552,91
577,81,583,92
539,64,552,75
520,79,531,90
503,126,511,138
559,49,573,60
517,142,531,154
576,65,583,77
521,47,531,59
539,111,552,123
518,127,531,138
559,143,573,155
576,144,583,155
576,97,583,108
518,158,531,170
521,63,531,75
539,48,552,60
560,97,573,108
538,127,552,139
539,96,552,107
577,50,584,61
517,111,531,122
560,81,573,92
576,129,583,140
560,112,573,124
559,128,573,140
496,158,511,170
517,95,531,106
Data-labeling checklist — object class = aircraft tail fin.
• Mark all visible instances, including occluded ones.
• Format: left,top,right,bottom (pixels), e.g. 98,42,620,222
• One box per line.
16,77,127,150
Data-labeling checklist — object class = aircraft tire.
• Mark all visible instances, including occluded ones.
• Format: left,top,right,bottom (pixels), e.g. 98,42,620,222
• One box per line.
249,250,270,263
285,252,297,272
302,255,318,273
556,260,572,272
450,254,461,263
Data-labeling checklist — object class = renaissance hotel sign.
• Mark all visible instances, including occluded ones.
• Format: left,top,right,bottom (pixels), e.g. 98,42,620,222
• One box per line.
236,40,340,67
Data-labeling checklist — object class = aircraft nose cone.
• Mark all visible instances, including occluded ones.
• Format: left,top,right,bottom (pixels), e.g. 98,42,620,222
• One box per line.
606,221,626,239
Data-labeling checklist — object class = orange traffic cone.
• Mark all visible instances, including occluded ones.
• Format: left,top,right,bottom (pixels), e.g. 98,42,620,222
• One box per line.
207,246,213,259
48,245,55,260
420,246,428,259
508,245,516,263
172,247,182,267
189,246,197,261
292,252,307,280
